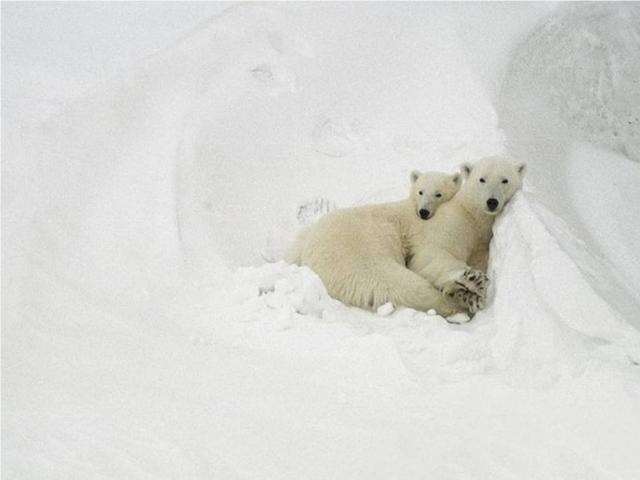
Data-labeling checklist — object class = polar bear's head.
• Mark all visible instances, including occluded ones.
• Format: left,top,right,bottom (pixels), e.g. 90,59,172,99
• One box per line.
410,170,461,220
459,156,526,215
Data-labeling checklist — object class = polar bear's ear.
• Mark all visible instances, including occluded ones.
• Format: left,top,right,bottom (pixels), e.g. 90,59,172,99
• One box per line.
452,173,461,185
410,170,421,183
460,162,473,179
516,162,527,180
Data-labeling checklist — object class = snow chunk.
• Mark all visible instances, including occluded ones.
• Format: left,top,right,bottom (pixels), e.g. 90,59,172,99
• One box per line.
376,302,395,316
447,313,471,325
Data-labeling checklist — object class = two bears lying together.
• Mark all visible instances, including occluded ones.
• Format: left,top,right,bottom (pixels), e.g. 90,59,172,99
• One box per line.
287,156,525,318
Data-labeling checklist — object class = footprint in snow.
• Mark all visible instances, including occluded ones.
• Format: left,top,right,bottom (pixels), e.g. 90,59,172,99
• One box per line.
312,118,364,158
250,63,297,94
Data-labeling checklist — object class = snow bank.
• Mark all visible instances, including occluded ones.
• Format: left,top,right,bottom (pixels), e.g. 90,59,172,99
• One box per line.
4,3,640,478
483,195,640,382
498,4,640,333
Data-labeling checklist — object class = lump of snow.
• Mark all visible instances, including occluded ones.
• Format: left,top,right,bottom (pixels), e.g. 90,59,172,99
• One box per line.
447,313,471,325
376,302,395,316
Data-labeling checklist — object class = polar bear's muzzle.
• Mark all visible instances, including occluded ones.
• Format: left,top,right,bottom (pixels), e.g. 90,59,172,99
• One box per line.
486,198,499,213
419,208,431,220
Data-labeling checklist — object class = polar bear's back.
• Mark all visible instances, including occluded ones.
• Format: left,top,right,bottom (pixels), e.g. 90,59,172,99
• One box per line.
288,202,410,305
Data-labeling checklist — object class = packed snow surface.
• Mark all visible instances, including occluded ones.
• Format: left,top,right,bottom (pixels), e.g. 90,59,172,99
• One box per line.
3,3,640,479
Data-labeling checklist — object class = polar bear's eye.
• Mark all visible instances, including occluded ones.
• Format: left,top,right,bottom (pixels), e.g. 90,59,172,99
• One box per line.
479,178,486,183
435,192,442,198
502,179,509,184
418,190,424,196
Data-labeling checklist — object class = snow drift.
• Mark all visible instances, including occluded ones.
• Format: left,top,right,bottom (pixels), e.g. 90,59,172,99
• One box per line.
3,3,640,478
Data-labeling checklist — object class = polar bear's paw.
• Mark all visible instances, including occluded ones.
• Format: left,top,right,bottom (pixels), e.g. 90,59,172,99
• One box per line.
455,289,485,314
441,270,488,314
435,300,462,318
442,286,485,314
460,268,489,297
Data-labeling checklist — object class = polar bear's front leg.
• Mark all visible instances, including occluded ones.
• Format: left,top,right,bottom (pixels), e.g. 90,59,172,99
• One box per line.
467,244,489,273
410,248,488,313
409,247,470,290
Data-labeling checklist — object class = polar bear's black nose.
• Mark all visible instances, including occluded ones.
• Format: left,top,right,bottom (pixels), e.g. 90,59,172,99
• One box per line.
487,198,499,211
419,208,430,220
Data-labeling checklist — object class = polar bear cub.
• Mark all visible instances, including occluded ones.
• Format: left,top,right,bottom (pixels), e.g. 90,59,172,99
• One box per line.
287,170,461,315
408,156,526,313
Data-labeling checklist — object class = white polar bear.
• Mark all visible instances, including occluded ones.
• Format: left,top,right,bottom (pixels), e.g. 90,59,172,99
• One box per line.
287,170,462,315
408,156,526,313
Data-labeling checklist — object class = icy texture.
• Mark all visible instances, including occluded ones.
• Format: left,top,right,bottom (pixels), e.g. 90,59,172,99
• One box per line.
3,3,640,479
502,4,640,161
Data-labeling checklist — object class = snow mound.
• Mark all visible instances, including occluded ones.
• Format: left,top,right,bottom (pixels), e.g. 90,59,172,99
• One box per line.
483,195,640,384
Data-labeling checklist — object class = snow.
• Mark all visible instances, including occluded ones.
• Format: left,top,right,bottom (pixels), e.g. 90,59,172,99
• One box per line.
501,4,640,162
376,302,395,317
3,3,640,479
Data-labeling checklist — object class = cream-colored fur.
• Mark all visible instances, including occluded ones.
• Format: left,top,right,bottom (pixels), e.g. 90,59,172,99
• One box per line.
408,156,526,313
287,171,461,315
